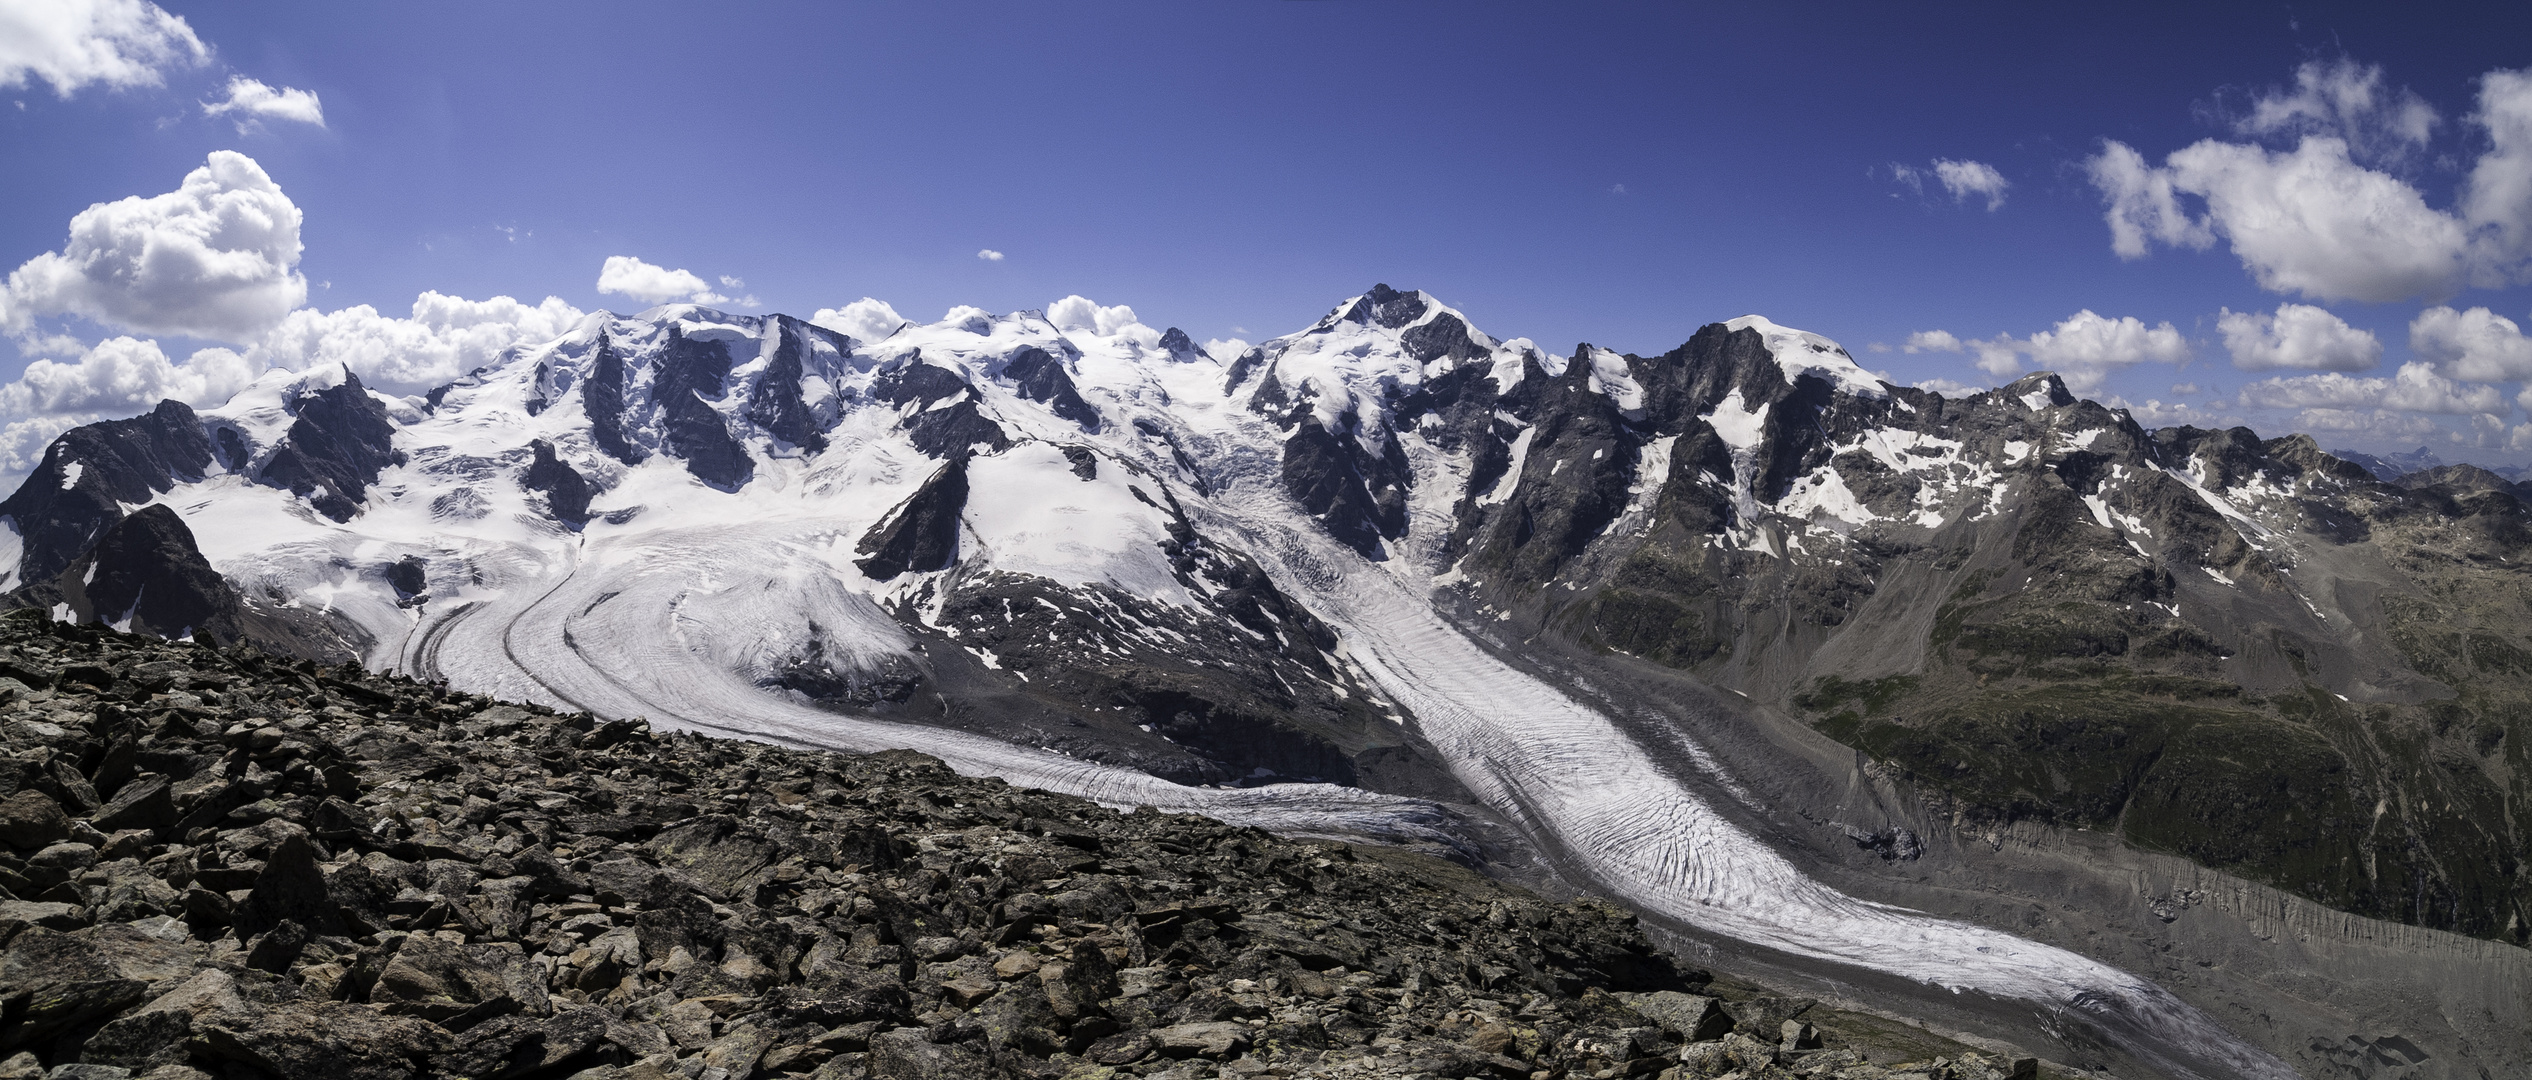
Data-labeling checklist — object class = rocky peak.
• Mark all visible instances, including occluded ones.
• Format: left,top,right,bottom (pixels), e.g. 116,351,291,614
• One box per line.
1155,326,1207,363
0,399,212,588
33,504,248,644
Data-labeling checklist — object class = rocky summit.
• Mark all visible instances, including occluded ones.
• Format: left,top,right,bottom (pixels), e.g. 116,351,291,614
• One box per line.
0,612,2055,1080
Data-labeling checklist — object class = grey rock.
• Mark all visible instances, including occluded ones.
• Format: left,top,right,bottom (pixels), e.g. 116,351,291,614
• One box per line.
194,999,452,1080
233,834,338,938
865,1027,982,1080
0,791,69,851
1622,991,1732,1042
1151,1021,1249,1059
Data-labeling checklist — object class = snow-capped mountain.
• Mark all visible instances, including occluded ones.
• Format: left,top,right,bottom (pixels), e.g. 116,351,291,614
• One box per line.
9,285,2532,1078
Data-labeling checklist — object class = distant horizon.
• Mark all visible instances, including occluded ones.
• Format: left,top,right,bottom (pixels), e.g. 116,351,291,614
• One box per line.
5,0,2532,476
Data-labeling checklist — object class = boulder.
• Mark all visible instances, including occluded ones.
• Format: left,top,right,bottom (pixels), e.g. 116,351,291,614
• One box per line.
0,928,150,1049
1151,1022,1250,1060
368,933,549,1024
88,776,175,836
867,1027,984,1080
0,792,68,851
1625,990,1733,1042
193,1000,452,1080
233,835,339,938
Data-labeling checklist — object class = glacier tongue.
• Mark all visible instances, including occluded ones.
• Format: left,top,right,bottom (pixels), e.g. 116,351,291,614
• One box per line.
403,518,1475,852
1206,493,2293,1080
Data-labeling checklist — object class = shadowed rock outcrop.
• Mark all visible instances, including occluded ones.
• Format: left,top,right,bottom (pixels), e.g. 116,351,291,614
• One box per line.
654,328,754,491
256,372,402,523
856,459,968,580
0,400,213,587
520,440,593,525
1002,347,1100,432
37,506,249,646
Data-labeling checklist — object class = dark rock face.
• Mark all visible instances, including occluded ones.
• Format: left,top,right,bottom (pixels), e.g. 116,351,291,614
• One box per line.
1459,343,1644,588
653,328,754,491
520,439,593,525
1001,347,1100,432
581,335,641,465
256,372,403,523
875,360,1010,459
1279,420,1411,560
1156,327,1206,363
745,318,833,453
0,613,2014,1080
36,505,250,646
1330,282,1428,330
0,400,213,587
856,459,968,580
874,360,971,411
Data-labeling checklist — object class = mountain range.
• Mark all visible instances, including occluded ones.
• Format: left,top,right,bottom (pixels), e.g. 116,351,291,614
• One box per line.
5,285,2528,1079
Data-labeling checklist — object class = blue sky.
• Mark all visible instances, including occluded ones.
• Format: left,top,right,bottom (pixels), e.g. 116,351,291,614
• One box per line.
5,0,2532,472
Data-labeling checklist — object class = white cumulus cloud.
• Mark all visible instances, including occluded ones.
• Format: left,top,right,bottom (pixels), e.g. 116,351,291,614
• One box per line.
245,291,586,393
0,150,305,343
1926,311,2192,394
1912,377,1987,397
595,255,711,305
2113,397,2240,429
809,298,907,343
2409,305,2532,381
1203,338,1251,363
0,335,254,416
977,249,1005,262
2087,62,2532,302
0,0,206,97
202,76,323,130
2462,70,2532,280
1889,160,2009,210
2238,58,2438,163
1047,295,1145,337
1046,295,1162,348
2216,303,2381,371
1933,159,2010,210
2286,408,2453,444
939,305,994,333
2236,361,2508,415
2085,141,2215,258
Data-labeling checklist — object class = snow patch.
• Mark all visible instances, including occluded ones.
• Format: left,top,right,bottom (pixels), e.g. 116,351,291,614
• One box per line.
1585,348,1645,416
1476,428,1534,508
1723,315,1886,398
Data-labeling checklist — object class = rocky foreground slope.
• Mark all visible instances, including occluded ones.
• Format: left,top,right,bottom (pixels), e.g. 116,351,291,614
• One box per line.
0,612,2050,1080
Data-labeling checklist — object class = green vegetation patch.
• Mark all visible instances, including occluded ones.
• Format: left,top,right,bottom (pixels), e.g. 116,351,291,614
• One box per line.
2120,718,2365,893
1793,673,1919,716
1584,589,1727,668
1854,683,2264,829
